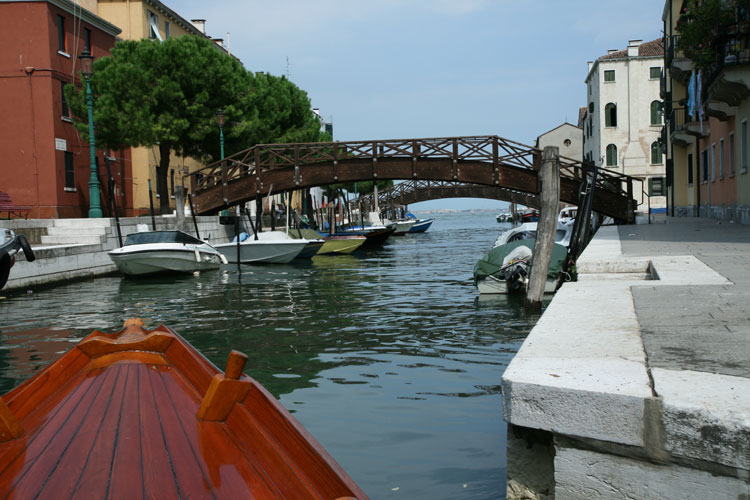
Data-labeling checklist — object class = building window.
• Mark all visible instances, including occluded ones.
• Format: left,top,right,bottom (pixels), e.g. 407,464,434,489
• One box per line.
711,143,717,181
606,144,618,166
720,138,725,179
588,116,592,137
730,132,735,176
588,102,594,113
702,148,709,182
649,67,661,79
649,177,665,196
688,153,694,186
57,15,66,53
650,141,663,164
742,119,748,173
563,139,572,147
605,103,617,127
61,80,70,118
165,21,170,39
84,28,91,52
170,169,175,195
604,70,615,82
650,100,662,125
148,11,163,41
64,151,74,189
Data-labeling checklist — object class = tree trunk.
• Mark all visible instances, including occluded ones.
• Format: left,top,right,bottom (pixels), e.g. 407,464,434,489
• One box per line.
157,142,172,214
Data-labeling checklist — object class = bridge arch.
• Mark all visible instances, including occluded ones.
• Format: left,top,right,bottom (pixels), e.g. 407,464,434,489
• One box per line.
189,136,637,221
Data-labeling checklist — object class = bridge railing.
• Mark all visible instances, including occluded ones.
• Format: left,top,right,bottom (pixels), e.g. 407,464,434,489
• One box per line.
189,135,639,219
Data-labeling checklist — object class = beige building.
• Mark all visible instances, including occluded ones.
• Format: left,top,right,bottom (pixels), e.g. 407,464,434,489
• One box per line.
80,0,228,214
535,122,583,162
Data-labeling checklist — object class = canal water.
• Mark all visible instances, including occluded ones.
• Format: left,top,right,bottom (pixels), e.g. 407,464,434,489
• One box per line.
0,212,543,500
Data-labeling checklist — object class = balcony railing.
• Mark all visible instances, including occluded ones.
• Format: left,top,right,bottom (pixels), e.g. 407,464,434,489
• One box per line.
669,107,687,136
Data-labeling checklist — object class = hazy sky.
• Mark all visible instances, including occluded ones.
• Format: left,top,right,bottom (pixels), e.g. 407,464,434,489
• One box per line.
177,1,664,210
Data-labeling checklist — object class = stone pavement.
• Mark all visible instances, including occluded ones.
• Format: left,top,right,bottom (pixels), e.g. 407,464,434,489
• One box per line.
502,217,750,499
620,218,750,379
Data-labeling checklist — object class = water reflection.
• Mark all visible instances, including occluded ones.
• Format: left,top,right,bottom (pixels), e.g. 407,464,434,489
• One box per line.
0,212,543,500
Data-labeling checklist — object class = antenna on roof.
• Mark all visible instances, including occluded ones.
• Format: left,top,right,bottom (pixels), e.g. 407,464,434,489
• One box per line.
286,56,291,79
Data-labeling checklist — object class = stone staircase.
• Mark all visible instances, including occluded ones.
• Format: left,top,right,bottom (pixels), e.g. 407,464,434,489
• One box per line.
40,218,111,246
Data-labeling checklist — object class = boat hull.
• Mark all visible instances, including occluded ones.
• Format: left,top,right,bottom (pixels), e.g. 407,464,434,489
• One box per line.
392,220,416,235
108,244,222,276
296,239,325,258
408,219,433,233
476,274,560,294
336,226,395,247
0,319,368,499
317,236,366,255
216,239,307,263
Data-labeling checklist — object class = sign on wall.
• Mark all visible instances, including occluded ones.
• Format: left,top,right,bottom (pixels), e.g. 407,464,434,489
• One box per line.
55,138,67,151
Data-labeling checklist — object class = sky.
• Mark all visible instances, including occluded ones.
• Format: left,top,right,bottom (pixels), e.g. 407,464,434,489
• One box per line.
177,0,665,210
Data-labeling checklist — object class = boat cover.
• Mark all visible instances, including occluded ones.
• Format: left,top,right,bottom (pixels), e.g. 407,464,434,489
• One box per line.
473,239,567,283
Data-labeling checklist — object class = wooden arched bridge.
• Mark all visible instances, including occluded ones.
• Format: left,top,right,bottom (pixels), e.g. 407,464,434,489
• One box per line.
357,180,545,211
189,135,638,221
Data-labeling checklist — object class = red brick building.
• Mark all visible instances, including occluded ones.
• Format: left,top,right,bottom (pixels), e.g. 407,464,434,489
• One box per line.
0,0,132,218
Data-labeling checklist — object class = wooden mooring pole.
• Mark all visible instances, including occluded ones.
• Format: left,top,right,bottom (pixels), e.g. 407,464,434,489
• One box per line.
525,146,560,312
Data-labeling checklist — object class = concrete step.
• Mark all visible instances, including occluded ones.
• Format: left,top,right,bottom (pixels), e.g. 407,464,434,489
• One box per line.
46,226,108,236
53,218,112,228
41,234,105,245
578,272,653,281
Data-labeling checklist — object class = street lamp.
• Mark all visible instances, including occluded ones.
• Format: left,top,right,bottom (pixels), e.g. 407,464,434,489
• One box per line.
80,49,101,218
216,108,225,160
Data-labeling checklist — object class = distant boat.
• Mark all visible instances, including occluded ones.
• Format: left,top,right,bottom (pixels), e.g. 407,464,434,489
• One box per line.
391,219,416,235
408,218,433,233
496,213,512,223
108,230,226,276
336,225,396,247
215,231,308,264
0,317,368,499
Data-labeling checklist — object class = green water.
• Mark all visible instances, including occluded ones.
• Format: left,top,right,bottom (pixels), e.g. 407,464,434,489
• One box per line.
0,212,542,500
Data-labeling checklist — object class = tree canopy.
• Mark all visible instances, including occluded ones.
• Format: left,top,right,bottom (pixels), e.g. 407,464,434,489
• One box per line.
66,35,326,213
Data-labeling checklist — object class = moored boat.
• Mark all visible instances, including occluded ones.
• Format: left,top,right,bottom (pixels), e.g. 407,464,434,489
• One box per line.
215,230,308,264
0,227,35,289
0,318,367,499
391,219,416,236
108,230,226,276
474,240,567,294
336,225,396,248
407,218,433,233
317,234,366,255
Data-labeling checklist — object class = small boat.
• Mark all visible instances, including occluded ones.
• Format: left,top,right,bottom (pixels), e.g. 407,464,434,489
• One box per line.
496,213,512,223
474,240,568,294
0,318,368,499
108,230,226,276
407,218,433,233
215,231,308,264
558,206,578,224
336,225,396,248
0,228,35,289
493,221,573,249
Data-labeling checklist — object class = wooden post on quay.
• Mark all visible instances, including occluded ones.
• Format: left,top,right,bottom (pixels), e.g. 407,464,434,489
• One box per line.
175,186,185,232
525,146,560,312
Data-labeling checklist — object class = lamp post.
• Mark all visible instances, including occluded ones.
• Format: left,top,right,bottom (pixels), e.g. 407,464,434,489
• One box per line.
216,108,225,160
80,49,101,218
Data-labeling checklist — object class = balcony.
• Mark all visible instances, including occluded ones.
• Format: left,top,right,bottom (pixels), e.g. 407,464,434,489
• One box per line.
669,107,707,147
703,24,750,106
667,34,693,83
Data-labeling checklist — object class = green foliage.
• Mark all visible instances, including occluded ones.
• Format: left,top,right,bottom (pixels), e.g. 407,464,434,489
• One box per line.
676,0,736,69
65,35,328,213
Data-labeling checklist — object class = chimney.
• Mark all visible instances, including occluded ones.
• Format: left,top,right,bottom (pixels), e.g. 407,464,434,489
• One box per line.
627,39,642,57
191,19,206,34
213,38,224,49
607,49,618,55
587,61,593,73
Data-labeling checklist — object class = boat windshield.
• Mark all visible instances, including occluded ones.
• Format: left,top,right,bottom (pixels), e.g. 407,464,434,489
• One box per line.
124,231,203,246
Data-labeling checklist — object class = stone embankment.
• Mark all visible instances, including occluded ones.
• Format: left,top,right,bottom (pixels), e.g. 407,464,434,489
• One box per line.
2,216,232,293
503,219,750,499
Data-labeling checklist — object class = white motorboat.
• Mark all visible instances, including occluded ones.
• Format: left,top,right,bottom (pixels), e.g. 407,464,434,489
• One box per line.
391,219,416,235
493,221,574,248
558,206,577,224
215,231,308,264
108,230,226,276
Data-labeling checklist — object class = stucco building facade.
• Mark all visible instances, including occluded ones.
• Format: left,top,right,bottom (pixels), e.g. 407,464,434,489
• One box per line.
584,39,666,214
